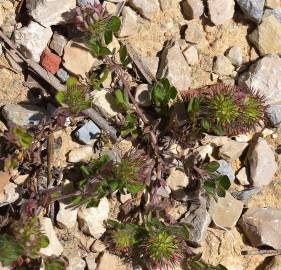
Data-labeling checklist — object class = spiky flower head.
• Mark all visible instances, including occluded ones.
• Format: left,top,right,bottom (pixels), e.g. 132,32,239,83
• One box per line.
185,84,267,135
11,217,49,259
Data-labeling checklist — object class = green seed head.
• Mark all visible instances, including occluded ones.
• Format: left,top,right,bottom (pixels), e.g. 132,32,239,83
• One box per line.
112,229,137,250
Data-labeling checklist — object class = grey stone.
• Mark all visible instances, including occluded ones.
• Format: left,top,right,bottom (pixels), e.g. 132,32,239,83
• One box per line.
185,20,205,44
77,0,98,6
226,46,243,66
56,68,69,83
2,104,48,126
75,121,101,145
236,0,265,22
56,202,78,229
134,84,152,107
219,140,248,160
182,0,204,20
208,0,235,25
14,21,52,62
129,0,160,20
183,45,199,66
119,6,138,37
78,197,109,239
64,251,86,270
249,15,281,56
239,207,281,249
238,54,281,105
249,137,277,187
182,198,211,245
267,104,281,127
86,254,97,270
232,187,261,201
158,41,191,92
142,56,159,76
156,186,171,198
0,43,2,56
264,8,281,22
50,32,67,56
216,160,235,182
236,167,250,185
40,217,64,257
26,0,76,27
209,192,244,228
213,55,235,76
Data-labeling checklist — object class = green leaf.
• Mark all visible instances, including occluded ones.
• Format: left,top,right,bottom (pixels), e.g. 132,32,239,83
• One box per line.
201,119,211,130
169,86,177,99
44,258,65,270
217,175,231,190
71,195,82,205
216,186,226,197
107,16,121,32
39,235,50,248
56,91,66,104
0,234,24,266
119,45,128,64
98,46,112,56
109,180,119,191
203,181,216,194
66,77,78,88
202,161,220,173
104,30,113,45
115,89,129,110
126,182,144,193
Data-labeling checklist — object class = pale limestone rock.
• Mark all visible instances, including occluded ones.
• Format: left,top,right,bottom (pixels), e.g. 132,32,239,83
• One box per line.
240,207,281,249
182,0,204,19
68,145,97,163
236,167,250,185
129,0,160,20
249,137,277,187
0,182,19,207
63,41,98,78
238,54,281,105
209,192,244,228
78,197,109,239
166,168,189,191
56,202,78,229
92,89,121,118
213,55,235,76
183,45,199,66
185,20,205,44
119,6,138,37
219,140,248,160
158,41,191,92
26,0,76,27
40,217,63,257
249,16,281,56
208,0,235,25
14,21,52,62
226,46,243,66
266,0,281,8
96,252,133,270
64,251,86,270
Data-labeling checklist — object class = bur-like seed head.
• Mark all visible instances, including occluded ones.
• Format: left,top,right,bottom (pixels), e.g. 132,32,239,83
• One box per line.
186,84,267,135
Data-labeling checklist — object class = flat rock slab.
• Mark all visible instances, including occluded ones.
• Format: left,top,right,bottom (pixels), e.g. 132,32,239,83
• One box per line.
239,207,281,249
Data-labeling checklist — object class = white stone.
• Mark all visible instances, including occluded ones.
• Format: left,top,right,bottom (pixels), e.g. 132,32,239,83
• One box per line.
129,0,160,20
50,32,67,56
86,254,97,270
249,137,277,187
209,192,244,228
158,42,191,92
40,217,63,257
185,20,205,44
166,168,189,191
63,41,97,78
91,239,106,253
226,46,243,66
194,145,213,160
26,0,76,27
236,167,250,185
183,45,199,66
208,0,235,25
92,89,121,118
119,6,138,37
219,140,248,160
239,54,281,105
78,197,110,239
64,251,86,270
213,55,235,76
96,252,132,270
0,182,19,207
68,145,97,163
56,202,78,229
14,21,52,62
182,0,204,19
